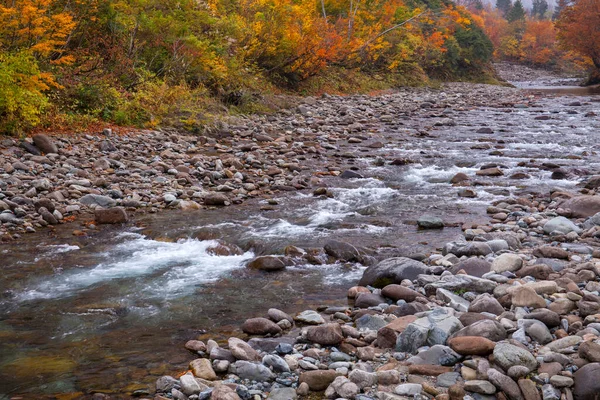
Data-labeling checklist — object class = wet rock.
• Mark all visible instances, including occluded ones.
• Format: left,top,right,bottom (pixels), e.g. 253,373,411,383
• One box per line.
295,310,325,325
189,358,217,380
359,257,430,288
447,336,496,355
324,240,362,262
179,372,209,395
451,173,469,184
203,193,229,206
476,167,503,177
340,170,363,179
355,292,387,308
267,308,293,324
381,284,422,302
418,215,444,229
246,256,289,271
94,207,128,224
242,318,283,336
228,337,261,361
306,323,344,345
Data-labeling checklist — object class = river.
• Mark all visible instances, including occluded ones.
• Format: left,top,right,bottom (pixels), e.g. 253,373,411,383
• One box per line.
1,72,600,398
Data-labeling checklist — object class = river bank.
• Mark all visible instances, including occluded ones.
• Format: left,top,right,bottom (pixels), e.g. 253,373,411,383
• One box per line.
1,66,600,399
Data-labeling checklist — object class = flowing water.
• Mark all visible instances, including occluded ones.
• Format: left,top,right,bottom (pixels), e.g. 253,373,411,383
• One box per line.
1,81,600,398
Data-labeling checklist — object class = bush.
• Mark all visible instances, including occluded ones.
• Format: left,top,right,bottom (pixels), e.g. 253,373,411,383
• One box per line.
0,52,51,135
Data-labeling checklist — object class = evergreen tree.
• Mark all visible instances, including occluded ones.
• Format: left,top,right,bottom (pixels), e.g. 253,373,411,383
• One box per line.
507,0,526,22
532,0,548,19
496,0,513,18
552,0,570,20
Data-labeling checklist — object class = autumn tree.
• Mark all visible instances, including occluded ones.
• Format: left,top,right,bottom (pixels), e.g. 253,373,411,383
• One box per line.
556,0,600,84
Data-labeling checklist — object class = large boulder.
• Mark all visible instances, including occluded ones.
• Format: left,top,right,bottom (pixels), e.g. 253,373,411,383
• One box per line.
559,196,600,218
32,134,58,154
543,216,582,235
230,360,274,381
359,257,430,288
573,362,600,400
94,207,128,224
323,240,362,262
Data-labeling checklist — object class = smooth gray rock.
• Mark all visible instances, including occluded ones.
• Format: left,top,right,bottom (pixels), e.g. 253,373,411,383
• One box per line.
359,257,430,288
543,216,582,235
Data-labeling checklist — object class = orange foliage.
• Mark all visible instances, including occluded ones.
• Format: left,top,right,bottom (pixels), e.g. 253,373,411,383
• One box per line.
556,0,600,69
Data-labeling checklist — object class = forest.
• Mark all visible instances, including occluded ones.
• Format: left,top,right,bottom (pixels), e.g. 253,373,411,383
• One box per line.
0,0,598,135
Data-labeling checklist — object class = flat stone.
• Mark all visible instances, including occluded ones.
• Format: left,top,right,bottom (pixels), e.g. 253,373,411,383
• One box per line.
448,336,496,355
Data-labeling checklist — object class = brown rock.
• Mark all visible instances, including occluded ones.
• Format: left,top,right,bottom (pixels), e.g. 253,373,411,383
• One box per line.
511,286,547,309
538,362,562,377
459,312,494,326
246,256,289,271
299,370,340,391
560,196,600,218
516,264,553,280
211,385,241,400
476,167,503,177
533,246,569,260
228,337,261,361
450,173,469,184
32,134,58,154
573,362,600,400
381,284,422,302
579,341,600,362
306,323,344,345
347,286,370,298
518,379,541,400
241,317,282,336
408,364,453,376
376,315,418,348
447,336,496,356
189,358,217,380
185,340,207,353
354,292,387,308
94,207,128,224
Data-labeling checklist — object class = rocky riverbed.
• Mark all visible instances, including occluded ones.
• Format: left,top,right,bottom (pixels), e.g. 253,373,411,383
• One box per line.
2,68,600,400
